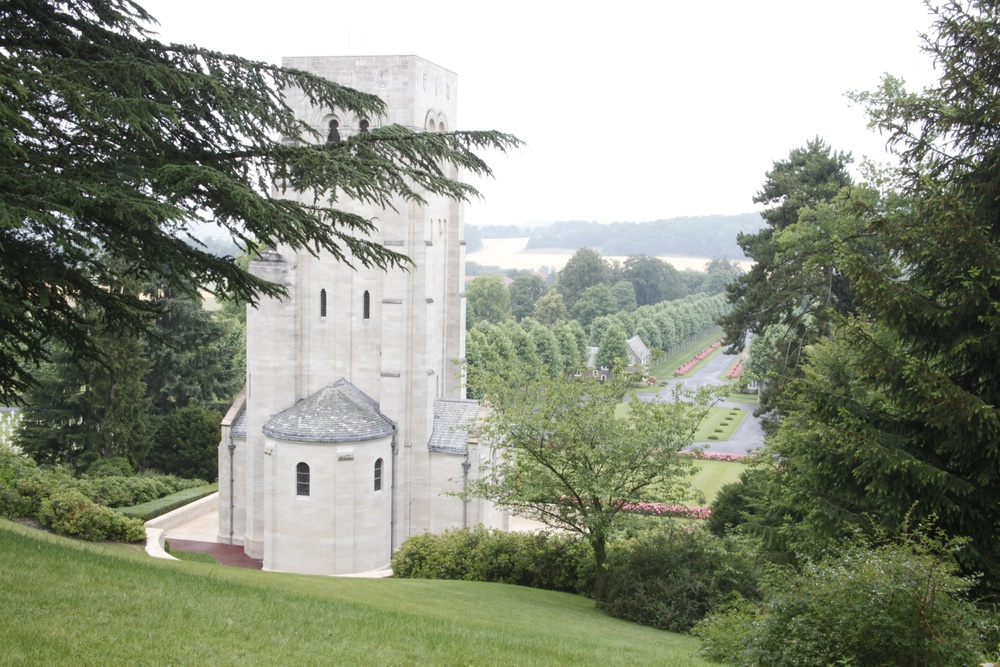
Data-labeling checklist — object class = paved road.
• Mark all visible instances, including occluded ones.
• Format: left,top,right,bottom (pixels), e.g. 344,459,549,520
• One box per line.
634,346,764,456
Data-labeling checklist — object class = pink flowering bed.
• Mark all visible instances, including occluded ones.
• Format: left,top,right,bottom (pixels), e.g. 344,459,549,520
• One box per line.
674,339,724,376
726,359,743,379
623,501,712,520
680,450,747,462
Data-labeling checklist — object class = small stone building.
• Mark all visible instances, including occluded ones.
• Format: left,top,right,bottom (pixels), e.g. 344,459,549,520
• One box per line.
218,56,505,576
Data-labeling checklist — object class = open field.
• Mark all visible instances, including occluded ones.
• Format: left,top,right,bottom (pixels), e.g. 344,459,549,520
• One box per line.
0,520,724,666
467,237,752,274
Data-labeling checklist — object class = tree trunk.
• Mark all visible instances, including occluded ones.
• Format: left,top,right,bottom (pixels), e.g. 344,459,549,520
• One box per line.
591,536,609,604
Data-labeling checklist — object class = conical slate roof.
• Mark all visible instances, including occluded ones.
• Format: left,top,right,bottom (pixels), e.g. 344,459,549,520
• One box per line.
262,378,395,443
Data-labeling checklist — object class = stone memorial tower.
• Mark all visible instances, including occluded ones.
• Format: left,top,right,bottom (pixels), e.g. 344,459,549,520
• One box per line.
218,56,504,576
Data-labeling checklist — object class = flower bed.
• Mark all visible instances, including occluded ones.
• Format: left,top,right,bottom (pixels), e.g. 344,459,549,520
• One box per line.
623,501,712,520
674,340,723,376
680,450,746,462
725,359,743,379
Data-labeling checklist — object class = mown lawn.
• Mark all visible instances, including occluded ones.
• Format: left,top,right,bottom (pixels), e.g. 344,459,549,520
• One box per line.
0,520,726,666
692,407,748,441
687,459,747,505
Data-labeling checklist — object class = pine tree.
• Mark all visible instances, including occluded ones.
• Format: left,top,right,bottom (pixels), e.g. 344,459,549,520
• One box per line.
0,0,518,400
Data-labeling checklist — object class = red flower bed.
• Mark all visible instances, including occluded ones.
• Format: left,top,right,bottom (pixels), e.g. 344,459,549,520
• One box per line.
726,359,743,379
673,339,723,376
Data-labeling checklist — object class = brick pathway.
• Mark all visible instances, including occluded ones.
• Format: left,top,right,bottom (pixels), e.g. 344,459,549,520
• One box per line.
166,538,263,569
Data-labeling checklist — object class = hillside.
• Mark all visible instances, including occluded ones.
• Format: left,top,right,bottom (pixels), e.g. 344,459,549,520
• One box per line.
0,521,722,666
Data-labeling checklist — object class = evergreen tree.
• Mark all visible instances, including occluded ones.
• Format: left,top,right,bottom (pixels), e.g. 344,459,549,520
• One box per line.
717,138,855,419
762,1,1000,590
0,0,518,400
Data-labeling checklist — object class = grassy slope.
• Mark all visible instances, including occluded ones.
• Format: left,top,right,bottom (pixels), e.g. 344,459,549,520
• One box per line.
687,459,747,505
0,521,724,667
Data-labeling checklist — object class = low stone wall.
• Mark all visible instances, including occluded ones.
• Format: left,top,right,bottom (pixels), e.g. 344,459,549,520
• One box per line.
144,492,218,561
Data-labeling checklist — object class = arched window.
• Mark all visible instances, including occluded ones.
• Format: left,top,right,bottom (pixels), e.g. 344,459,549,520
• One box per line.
296,462,310,496
326,119,341,144
374,458,383,492
363,290,371,320
359,119,370,133
320,289,327,318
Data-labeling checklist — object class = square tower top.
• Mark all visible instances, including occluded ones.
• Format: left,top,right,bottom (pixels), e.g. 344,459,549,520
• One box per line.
282,55,457,137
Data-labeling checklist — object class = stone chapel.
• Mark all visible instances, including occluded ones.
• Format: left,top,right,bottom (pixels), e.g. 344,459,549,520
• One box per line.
217,55,506,576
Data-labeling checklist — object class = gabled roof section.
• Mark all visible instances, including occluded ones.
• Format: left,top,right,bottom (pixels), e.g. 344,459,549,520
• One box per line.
231,406,247,439
262,378,395,443
628,335,651,362
428,399,481,454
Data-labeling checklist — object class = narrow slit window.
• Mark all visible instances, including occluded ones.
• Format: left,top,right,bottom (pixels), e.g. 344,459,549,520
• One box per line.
363,290,371,320
320,289,327,318
296,462,310,496
374,458,383,492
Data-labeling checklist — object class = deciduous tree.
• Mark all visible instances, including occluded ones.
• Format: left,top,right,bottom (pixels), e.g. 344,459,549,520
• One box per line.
467,367,709,601
557,248,611,310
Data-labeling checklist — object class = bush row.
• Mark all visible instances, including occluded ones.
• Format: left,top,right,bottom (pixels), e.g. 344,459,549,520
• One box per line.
68,474,206,508
392,527,595,595
119,484,218,522
0,449,205,543
37,489,145,542
392,523,764,633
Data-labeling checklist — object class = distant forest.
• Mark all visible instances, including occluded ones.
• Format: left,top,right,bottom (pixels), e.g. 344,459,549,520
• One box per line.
466,214,765,258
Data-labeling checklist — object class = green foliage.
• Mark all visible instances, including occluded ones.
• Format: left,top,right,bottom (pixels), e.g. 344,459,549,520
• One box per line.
603,526,763,633
146,406,223,481
392,527,594,595
531,288,569,325
610,280,638,312
83,456,133,478
623,255,687,306
508,273,546,321
0,0,519,402
17,324,152,471
119,483,217,522
695,527,987,667
466,365,711,601
595,323,629,369
557,248,612,310
466,275,512,328
718,138,857,418
144,287,244,415
38,489,145,542
571,283,618,330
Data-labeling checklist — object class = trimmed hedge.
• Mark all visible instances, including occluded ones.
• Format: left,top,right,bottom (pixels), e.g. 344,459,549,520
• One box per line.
38,489,145,542
119,483,218,522
393,526,594,595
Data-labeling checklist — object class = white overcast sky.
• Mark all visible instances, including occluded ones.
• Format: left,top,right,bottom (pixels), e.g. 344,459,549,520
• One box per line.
139,0,940,227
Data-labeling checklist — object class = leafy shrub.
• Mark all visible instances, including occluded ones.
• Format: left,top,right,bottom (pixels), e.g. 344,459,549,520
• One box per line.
38,489,145,542
83,456,133,478
694,528,987,666
601,526,762,632
393,527,592,594
69,473,206,508
119,483,218,521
